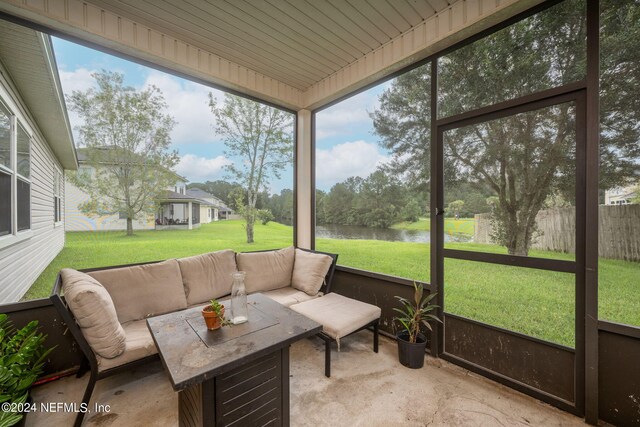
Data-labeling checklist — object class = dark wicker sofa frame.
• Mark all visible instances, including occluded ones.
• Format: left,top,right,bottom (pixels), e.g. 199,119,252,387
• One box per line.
50,248,339,427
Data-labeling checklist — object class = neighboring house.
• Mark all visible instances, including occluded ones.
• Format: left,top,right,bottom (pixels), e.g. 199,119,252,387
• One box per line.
65,148,188,231
186,187,235,220
185,188,218,224
0,21,77,303
605,184,638,205
155,190,214,230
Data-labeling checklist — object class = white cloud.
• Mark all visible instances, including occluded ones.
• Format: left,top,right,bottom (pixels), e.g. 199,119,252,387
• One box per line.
143,72,224,147
315,90,379,140
58,68,98,144
59,68,226,149
316,140,389,188
58,67,96,93
176,154,232,182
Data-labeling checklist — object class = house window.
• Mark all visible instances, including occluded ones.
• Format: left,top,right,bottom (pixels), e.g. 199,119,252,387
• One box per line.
0,102,31,236
54,167,62,222
118,211,128,219
16,124,30,231
0,103,10,236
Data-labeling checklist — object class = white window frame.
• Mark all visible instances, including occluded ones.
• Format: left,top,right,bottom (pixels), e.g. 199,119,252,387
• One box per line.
0,101,33,250
54,165,63,226
15,122,31,232
0,103,13,239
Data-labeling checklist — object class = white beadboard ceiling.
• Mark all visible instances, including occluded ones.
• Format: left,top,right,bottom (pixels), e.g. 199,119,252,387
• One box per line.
86,0,453,91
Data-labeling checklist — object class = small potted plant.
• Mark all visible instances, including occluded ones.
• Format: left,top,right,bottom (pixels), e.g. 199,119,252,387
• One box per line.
0,314,55,427
393,282,441,369
202,299,225,330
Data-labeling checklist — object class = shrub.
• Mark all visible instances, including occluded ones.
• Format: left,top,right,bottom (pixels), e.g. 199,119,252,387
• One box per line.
0,314,54,426
257,209,275,225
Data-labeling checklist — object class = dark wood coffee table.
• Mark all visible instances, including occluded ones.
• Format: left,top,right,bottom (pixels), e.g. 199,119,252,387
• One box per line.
147,293,321,427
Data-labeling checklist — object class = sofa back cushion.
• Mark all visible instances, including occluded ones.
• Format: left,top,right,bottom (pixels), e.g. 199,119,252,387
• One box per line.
236,246,295,293
61,268,126,359
177,249,238,305
292,249,334,296
88,259,187,323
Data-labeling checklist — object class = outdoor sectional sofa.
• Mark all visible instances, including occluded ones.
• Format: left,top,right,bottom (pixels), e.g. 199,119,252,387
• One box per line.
51,246,381,427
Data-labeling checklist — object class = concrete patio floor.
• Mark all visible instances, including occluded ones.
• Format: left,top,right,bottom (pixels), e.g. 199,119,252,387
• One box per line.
27,331,584,426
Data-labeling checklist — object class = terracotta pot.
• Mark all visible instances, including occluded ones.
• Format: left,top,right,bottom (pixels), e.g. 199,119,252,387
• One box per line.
202,305,225,330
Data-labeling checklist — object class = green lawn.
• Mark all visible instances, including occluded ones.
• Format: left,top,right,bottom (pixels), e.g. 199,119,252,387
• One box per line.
392,217,475,237
26,220,639,348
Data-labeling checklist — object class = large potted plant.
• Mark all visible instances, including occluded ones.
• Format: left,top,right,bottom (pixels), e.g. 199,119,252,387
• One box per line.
394,282,441,369
0,314,54,427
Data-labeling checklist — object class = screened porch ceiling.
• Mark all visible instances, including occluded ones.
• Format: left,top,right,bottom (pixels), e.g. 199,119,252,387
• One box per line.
0,0,543,110
86,0,455,90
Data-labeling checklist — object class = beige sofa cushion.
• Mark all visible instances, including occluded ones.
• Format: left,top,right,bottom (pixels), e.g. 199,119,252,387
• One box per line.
292,249,333,296
262,287,321,307
236,246,295,293
61,269,126,359
290,293,381,342
97,319,157,372
177,250,237,305
89,259,187,324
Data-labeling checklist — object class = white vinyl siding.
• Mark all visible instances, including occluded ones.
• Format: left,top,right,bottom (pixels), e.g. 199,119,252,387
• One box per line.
0,60,65,303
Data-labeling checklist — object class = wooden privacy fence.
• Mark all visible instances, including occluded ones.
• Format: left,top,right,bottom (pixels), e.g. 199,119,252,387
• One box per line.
474,204,640,261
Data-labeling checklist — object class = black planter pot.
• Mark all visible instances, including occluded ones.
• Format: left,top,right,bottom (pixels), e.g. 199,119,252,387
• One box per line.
397,332,427,369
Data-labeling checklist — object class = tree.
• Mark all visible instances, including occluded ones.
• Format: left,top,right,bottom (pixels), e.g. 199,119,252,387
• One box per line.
401,198,422,222
632,185,640,205
321,171,422,228
357,170,404,228
486,196,499,212
324,177,363,225
445,182,493,217
67,70,178,236
210,94,293,243
448,200,465,219
370,66,432,195
256,209,275,225
599,1,640,192
372,0,640,256
315,189,328,224
263,188,294,225
324,183,353,225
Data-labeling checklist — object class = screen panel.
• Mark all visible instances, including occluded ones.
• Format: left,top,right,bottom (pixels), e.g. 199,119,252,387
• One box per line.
444,258,575,347
443,102,577,261
315,64,432,282
598,0,640,328
438,0,586,118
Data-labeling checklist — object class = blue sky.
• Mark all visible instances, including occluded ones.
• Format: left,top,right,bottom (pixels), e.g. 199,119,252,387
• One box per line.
52,37,391,193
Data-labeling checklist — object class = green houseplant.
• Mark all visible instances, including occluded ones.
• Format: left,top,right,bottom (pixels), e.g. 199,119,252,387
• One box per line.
394,282,441,369
0,314,54,427
202,299,226,330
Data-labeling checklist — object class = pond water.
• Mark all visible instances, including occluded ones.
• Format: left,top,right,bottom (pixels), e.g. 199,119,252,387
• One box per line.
316,224,473,243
